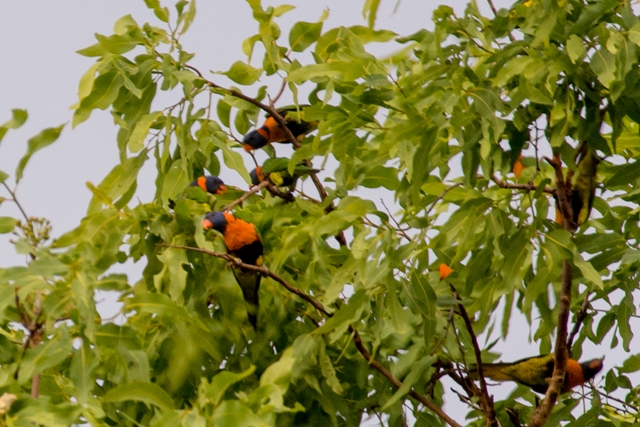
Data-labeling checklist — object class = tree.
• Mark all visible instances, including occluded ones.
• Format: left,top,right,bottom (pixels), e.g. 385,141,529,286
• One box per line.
1,0,639,425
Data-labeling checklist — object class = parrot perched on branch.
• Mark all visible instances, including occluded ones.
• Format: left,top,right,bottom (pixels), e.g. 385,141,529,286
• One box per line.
202,211,263,330
470,354,603,394
168,175,227,209
249,158,319,189
554,141,601,230
242,106,317,151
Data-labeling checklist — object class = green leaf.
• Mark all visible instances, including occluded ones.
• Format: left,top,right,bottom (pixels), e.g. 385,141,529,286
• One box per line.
287,63,340,84
362,0,381,29
18,328,72,383
70,344,98,405
382,355,434,410
203,366,256,407
313,289,367,335
0,217,16,234
95,33,139,55
289,21,323,52
223,61,262,85
590,48,616,88
0,109,28,144
403,273,437,340
144,0,170,22
127,111,163,152
16,124,64,182
618,299,634,351
567,35,587,63
360,165,399,190
211,400,263,427
73,71,125,127
102,381,174,410
87,151,146,213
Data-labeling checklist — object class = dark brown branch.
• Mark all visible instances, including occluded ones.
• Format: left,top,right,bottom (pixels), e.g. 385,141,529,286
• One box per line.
165,243,460,426
567,294,590,358
161,244,330,316
529,259,573,426
485,0,516,42
264,183,296,203
425,183,463,217
351,328,463,427
2,182,29,223
222,181,270,211
491,175,554,195
450,284,498,427
544,154,576,231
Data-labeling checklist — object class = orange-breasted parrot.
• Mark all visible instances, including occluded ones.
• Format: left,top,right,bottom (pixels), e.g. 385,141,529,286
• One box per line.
571,141,601,227
242,106,317,151
471,354,603,394
202,211,263,330
191,175,227,195
169,175,227,209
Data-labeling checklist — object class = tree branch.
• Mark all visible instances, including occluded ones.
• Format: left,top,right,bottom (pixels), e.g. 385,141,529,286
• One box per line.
449,284,498,427
544,154,576,231
529,259,572,426
221,181,270,211
164,243,460,426
491,175,554,195
567,294,590,358
2,182,29,223
351,328,463,427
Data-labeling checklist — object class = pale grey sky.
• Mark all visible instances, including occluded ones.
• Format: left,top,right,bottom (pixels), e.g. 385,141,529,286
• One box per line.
0,1,632,425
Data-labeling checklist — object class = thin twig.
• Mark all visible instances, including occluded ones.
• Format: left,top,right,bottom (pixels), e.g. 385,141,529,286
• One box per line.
222,181,270,211
567,294,591,357
380,199,412,242
485,0,516,42
450,284,498,427
2,182,29,222
425,183,463,217
491,175,554,195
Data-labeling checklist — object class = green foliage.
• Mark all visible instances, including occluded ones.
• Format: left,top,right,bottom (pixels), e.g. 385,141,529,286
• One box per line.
2,0,640,426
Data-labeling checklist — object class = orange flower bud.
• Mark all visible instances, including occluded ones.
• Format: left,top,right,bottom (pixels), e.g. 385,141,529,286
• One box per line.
439,264,454,280
513,155,525,179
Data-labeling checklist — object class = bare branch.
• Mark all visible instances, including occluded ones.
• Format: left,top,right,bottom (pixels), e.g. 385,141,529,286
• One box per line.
529,259,573,426
425,183,463,217
491,175,554,195
2,182,29,223
567,294,591,357
450,284,498,427
222,181,270,211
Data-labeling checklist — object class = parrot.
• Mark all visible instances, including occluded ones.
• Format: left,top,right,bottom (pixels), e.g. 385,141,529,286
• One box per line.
471,354,603,394
202,211,263,330
554,141,601,230
168,175,227,209
249,158,319,189
242,105,318,151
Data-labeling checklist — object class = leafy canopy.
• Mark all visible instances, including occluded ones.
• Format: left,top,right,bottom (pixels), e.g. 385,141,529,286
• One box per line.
1,0,640,426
